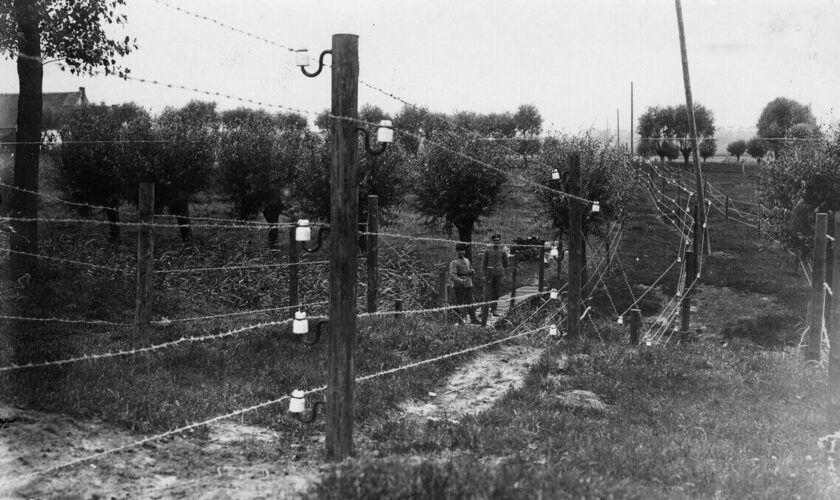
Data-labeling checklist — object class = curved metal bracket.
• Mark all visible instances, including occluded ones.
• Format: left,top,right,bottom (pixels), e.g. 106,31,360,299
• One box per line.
301,227,330,253
292,400,325,423
303,319,330,345
356,127,387,156
301,50,332,78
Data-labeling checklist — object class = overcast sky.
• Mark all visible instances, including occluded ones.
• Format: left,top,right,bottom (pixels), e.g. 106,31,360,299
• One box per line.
1,0,838,134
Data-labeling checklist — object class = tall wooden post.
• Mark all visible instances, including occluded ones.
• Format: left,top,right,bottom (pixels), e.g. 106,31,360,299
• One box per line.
568,153,582,340
806,213,828,361
629,308,642,345
828,213,840,430
509,254,519,310
538,247,546,293
366,195,378,313
326,33,359,461
680,250,696,333
288,226,299,318
438,268,448,324
135,183,154,372
674,0,706,271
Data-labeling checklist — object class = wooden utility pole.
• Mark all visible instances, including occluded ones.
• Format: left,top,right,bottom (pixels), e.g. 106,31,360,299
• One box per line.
568,153,582,340
366,195,378,313
674,0,706,275
828,213,840,431
135,183,154,372
288,226,299,318
630,81,634,158
326,33,359,461
807,213,828,361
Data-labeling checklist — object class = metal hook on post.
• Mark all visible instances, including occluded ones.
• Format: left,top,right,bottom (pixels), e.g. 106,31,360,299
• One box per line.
356,120,392,156
288,390,326,423
295,219,331,253
296,49,332,78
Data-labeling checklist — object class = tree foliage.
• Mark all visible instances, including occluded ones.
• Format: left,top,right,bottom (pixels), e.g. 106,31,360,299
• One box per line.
726,140,747,161
0,0,136,270
412,131,508,257
760,130,840,260
636,104,715,163
756,97,817,155
699,138,717,162
536,133,635,239
746,138,767,164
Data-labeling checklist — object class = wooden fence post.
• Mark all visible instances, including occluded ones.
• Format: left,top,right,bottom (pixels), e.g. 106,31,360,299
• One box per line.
629,308,642,345
394,298,403,319
366,195,378,313
568,153,582,340
509,254,519,310
325,33,359,461
135,182,154,372
438,268,448,324
828,212,840,431
538,247,545,293
680,249,696,333
288,226,299,318
807,213,828,361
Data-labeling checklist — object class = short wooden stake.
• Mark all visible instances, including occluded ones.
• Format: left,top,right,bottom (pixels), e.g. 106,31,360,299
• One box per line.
438,268,448,324
807,213,829,361
630,308,642,345
394,298,403,319
135,182,154,373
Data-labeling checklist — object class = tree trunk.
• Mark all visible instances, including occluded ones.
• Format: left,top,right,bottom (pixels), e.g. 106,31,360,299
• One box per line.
456,223,474,262
104,206,121,245
169,198,193,245
681,147,691,166
10,7,42,274
263,205,281,249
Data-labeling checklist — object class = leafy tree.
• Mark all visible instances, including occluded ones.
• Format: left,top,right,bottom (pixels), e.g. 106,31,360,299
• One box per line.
514,104,543,166
746,138,767,164
636,104,715,165
536,133,635,282
53,103,136,243
761,130,840,260
699,138,717,162
412,131,508,259
756,97,817,156
392,104,446,156
217,108,312,247
726,139,747,161
0,0,136,271
656,140,680,163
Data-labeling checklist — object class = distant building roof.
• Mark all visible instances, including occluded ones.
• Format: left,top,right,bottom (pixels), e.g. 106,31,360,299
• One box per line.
0,87,89,131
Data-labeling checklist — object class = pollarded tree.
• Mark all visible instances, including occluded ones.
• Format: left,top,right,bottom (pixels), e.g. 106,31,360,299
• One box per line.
656,139,680,163
636,104,715,165
514,104,543,166
0,0,136,271
699,138,717,162
746,137,767,164
53,102,147,244
217,108,313,247
761,130,840,260
727,139,747,161
757,97,817,157
536,132,635,280
412,130,508,260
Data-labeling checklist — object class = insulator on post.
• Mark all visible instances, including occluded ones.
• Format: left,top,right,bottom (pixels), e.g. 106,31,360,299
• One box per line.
288,390,306,413
377,120,393,143
292,311,308,334
550,289,559,300
591,201,600,213
295,219,311,242
549,324,558,336
550,246,559,258
295,49,309,67
551,168,560,180
617,316,624,325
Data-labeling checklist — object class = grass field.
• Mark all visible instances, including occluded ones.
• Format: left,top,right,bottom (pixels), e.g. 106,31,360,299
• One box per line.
1,159,837,498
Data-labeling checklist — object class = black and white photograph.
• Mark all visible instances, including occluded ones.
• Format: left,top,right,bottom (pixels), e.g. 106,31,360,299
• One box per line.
1,0,840,497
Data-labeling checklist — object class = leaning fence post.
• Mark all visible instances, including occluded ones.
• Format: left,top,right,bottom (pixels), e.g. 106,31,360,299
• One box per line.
135,182,155,373
807,213,829,361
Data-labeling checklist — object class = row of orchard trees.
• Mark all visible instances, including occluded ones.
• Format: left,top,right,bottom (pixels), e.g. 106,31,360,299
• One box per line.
53,99,633,257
